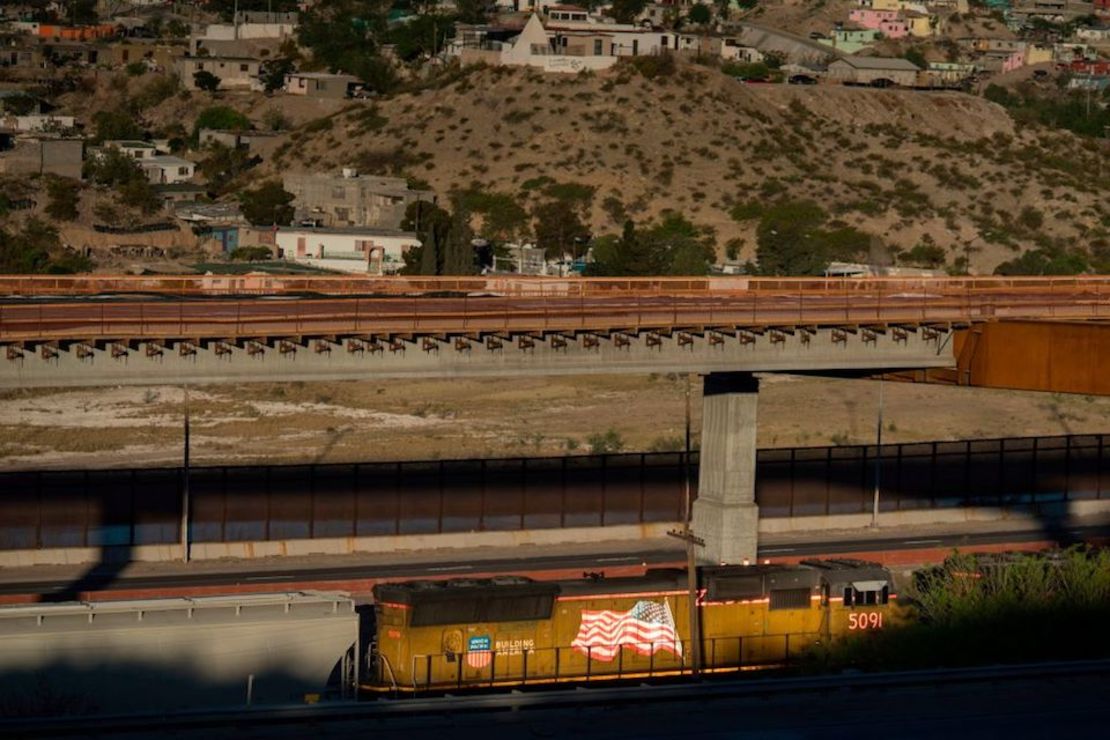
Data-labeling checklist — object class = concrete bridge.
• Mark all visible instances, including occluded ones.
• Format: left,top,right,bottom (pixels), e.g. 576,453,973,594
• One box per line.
4,275,1109,563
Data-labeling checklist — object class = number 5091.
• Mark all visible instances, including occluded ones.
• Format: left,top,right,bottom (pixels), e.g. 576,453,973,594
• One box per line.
848,612,883,630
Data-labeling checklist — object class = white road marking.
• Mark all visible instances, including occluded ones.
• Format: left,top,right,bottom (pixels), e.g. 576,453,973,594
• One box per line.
426,565,474,572
759,548,796,554
902,539,943,545
245,575,286,581
595,557,637,563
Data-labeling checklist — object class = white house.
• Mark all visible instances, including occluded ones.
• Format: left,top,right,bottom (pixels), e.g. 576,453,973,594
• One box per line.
276,226,420,275
7,114,75,133
140,155,196,184
470,14,676,73
103,140,159,160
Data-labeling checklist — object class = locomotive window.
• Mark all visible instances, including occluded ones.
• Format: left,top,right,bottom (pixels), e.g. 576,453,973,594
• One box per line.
843,587,889,607
769,588,811,610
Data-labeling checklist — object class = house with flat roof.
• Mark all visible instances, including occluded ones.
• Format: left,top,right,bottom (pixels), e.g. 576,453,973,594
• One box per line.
175,56,262,90
276,226,420,275
140,155,196,184
826,56,920,86
283,71,360,99
283,169,435,230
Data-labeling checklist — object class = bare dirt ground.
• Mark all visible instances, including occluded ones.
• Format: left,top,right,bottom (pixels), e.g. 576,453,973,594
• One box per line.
1,374,1107,471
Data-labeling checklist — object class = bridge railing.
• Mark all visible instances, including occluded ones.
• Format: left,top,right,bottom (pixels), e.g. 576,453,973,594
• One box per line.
1,279,1107,342
1,274,1110,299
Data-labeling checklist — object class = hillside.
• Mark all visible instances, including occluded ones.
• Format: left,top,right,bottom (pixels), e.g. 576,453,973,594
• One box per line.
253,61,1108,273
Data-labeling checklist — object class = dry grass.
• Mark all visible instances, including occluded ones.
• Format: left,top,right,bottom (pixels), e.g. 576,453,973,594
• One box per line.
2,374,1109,470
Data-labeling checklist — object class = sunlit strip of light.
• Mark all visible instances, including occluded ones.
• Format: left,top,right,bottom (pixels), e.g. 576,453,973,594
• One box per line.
557,590,688,602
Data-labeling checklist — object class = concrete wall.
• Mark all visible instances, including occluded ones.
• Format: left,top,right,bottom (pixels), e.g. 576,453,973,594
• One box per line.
0,327,953,389
0,523,680,567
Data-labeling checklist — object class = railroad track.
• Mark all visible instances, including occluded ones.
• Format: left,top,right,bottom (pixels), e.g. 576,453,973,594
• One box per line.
5,659,1109,737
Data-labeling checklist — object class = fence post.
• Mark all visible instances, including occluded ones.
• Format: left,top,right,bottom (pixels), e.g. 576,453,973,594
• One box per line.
1063,435,1071,502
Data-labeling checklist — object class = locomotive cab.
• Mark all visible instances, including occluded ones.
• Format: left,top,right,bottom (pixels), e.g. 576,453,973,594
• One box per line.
801,558,898,634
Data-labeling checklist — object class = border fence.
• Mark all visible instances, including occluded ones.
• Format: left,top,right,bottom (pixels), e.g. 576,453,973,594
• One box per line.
0,434,1105,550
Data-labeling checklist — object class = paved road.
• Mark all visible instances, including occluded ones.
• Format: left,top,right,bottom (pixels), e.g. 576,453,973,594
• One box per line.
2,279,1107,342
3,524,1104,600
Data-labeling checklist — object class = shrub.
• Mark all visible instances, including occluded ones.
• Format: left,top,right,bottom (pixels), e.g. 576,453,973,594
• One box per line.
622,54,676,80
44,176,80,221
587,429,626,454
230,246,273,261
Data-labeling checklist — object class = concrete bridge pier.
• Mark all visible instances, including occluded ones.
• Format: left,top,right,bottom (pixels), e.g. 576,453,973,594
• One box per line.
692,372,760,564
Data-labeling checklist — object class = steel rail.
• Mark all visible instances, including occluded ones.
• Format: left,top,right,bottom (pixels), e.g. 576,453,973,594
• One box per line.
3,659,1108,736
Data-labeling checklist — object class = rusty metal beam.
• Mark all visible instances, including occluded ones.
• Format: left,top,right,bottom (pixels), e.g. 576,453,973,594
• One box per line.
886,320,1110,395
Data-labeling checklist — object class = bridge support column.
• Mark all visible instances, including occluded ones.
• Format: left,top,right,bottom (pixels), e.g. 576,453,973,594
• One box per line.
691,372,759,564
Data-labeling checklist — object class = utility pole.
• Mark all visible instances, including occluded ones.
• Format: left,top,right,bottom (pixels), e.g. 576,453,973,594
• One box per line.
181,385,191,563
871,376,883,529
667,373,703,675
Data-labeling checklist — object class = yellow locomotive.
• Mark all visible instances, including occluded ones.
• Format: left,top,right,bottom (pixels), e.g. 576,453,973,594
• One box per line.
368,559,898,692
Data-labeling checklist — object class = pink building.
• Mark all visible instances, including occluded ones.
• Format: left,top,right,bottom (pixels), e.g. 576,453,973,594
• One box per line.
848,9,910,39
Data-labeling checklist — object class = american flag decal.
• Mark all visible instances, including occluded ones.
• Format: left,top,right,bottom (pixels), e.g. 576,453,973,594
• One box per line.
571,600,683,662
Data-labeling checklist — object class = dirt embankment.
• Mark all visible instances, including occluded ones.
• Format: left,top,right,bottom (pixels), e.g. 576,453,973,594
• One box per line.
263,63,1105,273
2,375,1108,471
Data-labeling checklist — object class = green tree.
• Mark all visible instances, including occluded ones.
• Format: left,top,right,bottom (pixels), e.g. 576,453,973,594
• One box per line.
588,215,715,276
0,224,50,273
904,48,927,69
260,57,295,93
92,110,143,143
193,70,221,93
994,246,1088,275
84,148,146,187
198,143,256,193
239,181,295,226
688,2,712,24
588,220,660,276
442,203,476,275
455,0,489,24
0,93,39,116
455,188,529,242
755,200,829,276
0,218,86,274
609,0,649,23
119,177,163,216
756,200,874,275
388,13,450,63
45,176,80,221
131,74,180,113
401,200,454,275
193,106,252,142
533,200,590,258
298,0,397,93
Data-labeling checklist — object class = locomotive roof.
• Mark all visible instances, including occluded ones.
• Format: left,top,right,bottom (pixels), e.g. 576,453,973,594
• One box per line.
799,558,892,589
372,560,892,606
373,577,559,605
